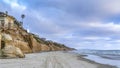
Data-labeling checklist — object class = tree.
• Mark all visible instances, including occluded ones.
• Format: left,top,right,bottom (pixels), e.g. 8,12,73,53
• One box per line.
21,14,25,26
5,11,8,16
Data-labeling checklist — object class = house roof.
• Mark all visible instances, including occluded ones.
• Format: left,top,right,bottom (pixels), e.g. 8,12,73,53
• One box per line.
0,12,6,17
0,12,15,20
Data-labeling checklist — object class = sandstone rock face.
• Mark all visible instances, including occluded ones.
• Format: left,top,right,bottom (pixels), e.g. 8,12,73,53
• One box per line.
14,40,32,53
0,31,73,59
1,45,25,58
29,35,41,52
40,44,50,51
15,47,25,58
2,33,12,42
0,33,25,58
0,23,73,56
0,34,1,49
1,33,13,47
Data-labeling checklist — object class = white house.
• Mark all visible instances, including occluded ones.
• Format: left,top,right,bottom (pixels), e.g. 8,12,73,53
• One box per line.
0,12,15,29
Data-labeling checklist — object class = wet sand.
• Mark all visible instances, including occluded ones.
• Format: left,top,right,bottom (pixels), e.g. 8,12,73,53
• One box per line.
0,51,117,68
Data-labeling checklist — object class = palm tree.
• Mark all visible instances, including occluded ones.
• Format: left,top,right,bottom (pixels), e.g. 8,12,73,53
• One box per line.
21,14,25,26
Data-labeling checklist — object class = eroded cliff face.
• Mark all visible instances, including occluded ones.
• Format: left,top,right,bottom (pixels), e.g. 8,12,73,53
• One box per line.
0,20,74,58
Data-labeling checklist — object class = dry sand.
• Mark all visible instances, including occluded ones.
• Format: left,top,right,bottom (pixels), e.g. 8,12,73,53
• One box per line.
0,51,117,68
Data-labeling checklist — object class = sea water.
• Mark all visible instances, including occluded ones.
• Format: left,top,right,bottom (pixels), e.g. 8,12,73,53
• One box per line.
74,50,120,68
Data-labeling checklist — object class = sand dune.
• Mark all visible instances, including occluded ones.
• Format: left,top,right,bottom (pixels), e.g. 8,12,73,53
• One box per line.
0,51,116,68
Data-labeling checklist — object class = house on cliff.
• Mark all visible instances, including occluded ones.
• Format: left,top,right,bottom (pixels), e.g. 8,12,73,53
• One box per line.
0,12,15,30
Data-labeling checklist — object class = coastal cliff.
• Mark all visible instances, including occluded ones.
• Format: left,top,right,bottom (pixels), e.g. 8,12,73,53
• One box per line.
0,12,74,58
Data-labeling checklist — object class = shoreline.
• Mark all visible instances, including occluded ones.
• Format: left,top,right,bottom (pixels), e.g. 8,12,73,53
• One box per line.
76,54,117,68
0,51,117,68
60,51,117,68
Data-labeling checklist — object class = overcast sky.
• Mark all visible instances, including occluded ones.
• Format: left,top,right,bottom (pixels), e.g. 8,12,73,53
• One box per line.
1,0,120,50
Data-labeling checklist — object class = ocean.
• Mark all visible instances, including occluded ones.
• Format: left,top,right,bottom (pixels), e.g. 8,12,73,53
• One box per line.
73,50,120,68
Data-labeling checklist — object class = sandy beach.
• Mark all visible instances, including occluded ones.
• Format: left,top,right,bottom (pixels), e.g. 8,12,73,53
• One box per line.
0,51,117,68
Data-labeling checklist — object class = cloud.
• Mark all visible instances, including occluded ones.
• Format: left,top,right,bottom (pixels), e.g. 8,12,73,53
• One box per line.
101,0,120,14
83,36,111,41
3,0,26,11
84,22,120,33
44,0,120,21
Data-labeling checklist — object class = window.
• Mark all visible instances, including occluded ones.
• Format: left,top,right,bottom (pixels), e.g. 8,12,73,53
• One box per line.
1,20,5,27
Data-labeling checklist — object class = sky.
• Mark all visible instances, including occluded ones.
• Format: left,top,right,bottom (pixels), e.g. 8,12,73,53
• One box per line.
0,0,120,50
